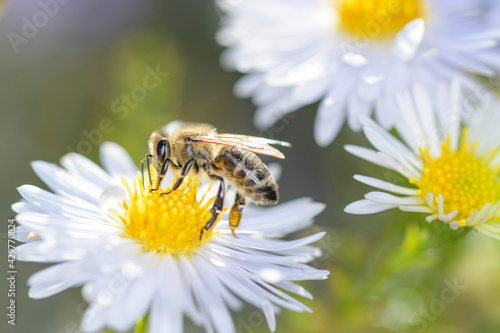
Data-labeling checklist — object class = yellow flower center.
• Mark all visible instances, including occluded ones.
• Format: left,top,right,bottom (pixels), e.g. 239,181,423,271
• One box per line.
334,0,425,40
411,130,500,226
116,172,219,255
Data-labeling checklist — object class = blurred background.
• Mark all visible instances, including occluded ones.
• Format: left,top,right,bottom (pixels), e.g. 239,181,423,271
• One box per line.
1,1,500,332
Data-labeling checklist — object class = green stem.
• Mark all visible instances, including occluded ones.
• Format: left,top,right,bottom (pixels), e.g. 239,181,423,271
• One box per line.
134,313,149,333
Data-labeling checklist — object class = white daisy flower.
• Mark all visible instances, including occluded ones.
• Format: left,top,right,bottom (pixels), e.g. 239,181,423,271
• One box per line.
12,141,328,333
217,0,500,146
345,80,500,240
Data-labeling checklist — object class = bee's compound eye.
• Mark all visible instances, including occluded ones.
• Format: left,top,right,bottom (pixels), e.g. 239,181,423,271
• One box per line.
156,138,168,162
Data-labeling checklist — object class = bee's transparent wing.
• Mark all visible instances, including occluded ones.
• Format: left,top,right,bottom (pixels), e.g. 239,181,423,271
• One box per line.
191,134,291,159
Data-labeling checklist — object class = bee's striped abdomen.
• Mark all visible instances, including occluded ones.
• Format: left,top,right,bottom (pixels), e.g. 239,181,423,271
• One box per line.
213,147,278,205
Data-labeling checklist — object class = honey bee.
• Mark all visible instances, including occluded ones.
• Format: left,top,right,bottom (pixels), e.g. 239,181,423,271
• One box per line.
143,122,291,238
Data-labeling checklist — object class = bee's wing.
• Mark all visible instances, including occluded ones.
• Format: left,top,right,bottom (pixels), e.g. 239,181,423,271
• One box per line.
191,134,291,159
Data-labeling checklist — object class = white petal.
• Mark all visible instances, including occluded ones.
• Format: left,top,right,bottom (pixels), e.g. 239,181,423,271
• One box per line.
292,78,328,106
412,84,440,150
347,96,371,131
17,185,101,219
16,213,117,239
232,198,325,235
262,300,277,332
31,161,102,205
314,96,345,146
274,281,313,299
234,73,265,97
179,257,235,333
353,175,417,195
448,79,463,151
14,226,36,242
391,19,425,61
106,274,156,332
361,116,417,166
11,200,46,214
399,205,434,213
149,294,183,333
216,232,325,253
60,152,113,189
344,199,395,214
100,142,138,179
28,261,93,298
344,145,391,169
364,191,424,206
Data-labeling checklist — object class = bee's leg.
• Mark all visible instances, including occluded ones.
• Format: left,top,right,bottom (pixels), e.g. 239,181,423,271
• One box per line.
146,154,155,191
200,176,225,239
229,192,245,238
161,158,194,195
141,154,154,190
155,158,170,191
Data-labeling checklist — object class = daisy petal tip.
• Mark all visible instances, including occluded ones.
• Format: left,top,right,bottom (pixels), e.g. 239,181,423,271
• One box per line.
308,231,327,245
11,202,21,212
345,199,393,215
27,286,49,300
60,151,75,161
316,203,327,213
344,202,365,214
30,160,44,168
352,174,363,181
314,130,334,147
100,141,121,157
30,160,51,173
27,291,39,299
343,144,359,155
316,231,327,239
343,144,353,153
17,184,34,196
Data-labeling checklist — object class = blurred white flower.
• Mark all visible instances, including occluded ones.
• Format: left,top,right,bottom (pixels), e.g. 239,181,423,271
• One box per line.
217,0,500,146
12,141,328,333
345,81,500,240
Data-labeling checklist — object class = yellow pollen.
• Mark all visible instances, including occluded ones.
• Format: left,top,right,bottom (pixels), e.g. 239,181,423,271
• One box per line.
115,170,220,255
410,129,500,226
334,0,425,40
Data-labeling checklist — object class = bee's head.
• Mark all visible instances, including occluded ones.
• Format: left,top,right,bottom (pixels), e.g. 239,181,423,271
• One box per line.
155,138,170,165
146,130,171,190
148,130,170,168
